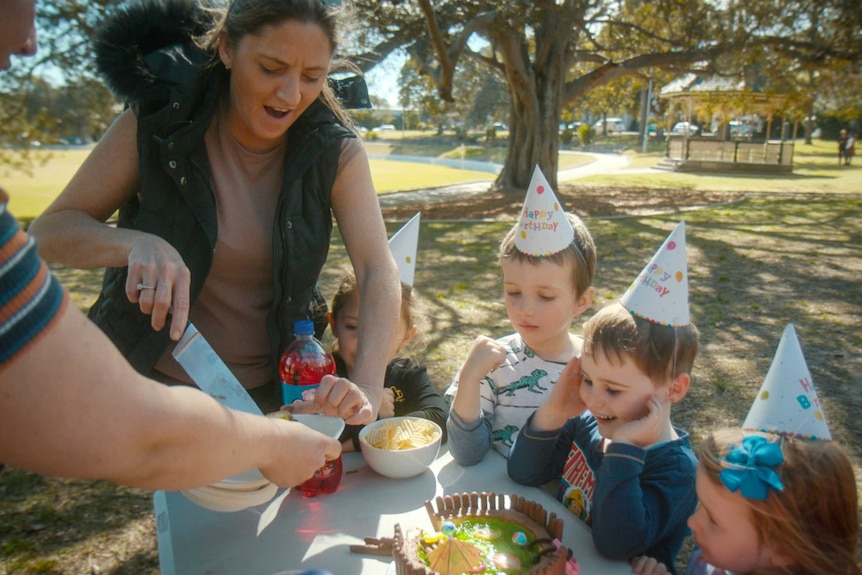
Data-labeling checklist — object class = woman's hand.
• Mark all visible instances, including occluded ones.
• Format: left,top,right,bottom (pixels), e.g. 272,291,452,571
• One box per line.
124,237,191,340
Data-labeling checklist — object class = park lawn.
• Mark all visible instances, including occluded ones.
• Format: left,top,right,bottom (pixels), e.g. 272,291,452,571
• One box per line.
1,149,93,221
4,192,861,575
0,148,493,221
577,138,861,194
2,145,594,221
370,159,493,194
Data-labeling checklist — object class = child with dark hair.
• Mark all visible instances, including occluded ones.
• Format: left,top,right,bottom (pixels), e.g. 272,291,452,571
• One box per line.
327,214,447,451
328,272,448,452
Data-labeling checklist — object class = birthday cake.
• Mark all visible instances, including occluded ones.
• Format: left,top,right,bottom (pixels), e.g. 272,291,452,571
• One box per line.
392,492,578,575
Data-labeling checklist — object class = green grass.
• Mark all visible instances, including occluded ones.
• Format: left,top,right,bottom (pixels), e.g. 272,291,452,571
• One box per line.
367,159,492,194
2,142,594,221
1,147,497,220
3,168,862,573
574,138,861,194
1,149,92,220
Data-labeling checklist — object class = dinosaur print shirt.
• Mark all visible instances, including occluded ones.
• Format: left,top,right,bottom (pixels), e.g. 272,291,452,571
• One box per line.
446,332,574,466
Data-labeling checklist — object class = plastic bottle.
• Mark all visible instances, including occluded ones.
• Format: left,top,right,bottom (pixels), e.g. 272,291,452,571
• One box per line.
279,320,341,497
279,320,336,405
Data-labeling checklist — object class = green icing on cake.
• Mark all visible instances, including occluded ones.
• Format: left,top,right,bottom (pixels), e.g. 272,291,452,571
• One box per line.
420,517,550,574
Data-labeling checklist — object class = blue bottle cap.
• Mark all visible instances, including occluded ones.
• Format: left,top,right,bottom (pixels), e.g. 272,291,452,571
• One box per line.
293,320,314,336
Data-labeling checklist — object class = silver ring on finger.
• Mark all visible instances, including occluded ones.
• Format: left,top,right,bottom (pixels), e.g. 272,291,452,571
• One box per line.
136,282,155,291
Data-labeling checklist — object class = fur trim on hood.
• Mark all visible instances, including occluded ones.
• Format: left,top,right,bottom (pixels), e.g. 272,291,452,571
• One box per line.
94,0,211,103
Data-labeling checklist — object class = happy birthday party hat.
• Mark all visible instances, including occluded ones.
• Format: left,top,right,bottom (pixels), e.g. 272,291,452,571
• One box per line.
388,212,421,286
742,324,831,440
514,165,576,257
619,221,689,327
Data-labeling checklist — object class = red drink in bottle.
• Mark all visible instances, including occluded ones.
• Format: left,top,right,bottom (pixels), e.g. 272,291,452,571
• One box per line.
298,456,343,497
279,320,341,497
280,320,336,405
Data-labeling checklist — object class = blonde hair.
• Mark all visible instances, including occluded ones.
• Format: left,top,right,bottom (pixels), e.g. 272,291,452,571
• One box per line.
582,303,699,384
699,429,861,575
499,212,597,298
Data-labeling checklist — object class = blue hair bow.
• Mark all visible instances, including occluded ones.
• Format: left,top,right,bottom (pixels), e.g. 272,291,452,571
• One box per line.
719,435,784,501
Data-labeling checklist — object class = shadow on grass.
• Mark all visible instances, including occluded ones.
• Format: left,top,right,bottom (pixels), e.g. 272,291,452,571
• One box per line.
12,191,861,573
0,468,155,573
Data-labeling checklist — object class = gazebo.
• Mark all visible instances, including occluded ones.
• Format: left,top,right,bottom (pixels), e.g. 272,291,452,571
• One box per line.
656,73,794,173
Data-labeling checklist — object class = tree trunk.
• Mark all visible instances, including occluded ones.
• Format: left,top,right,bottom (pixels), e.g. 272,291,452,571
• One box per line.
492,20,567,194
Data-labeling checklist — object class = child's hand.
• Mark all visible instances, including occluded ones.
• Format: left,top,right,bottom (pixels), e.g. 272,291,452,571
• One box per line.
451,336,507,423
611,394,665,447
532,356,586,431
630,555,670,575
378,387,396,419
459,335,508,387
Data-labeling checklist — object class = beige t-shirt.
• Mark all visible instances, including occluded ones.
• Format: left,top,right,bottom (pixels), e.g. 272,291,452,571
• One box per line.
155,113,363,389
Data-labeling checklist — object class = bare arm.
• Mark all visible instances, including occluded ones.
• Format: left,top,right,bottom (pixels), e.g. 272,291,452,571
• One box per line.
330,140,400,423
28,110,190,339
29,110,146,268
0,301,341,491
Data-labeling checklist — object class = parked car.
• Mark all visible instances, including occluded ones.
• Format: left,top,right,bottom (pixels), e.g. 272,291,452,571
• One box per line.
558,121,582,133
728,120,754,137
671,121,699,135
374,124,396,131
592,117,626,134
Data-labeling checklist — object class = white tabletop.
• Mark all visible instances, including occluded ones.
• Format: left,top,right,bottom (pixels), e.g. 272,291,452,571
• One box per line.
154,447,631,575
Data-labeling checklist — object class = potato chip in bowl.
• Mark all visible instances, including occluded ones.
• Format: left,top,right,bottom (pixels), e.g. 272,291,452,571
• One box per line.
359,416,442,478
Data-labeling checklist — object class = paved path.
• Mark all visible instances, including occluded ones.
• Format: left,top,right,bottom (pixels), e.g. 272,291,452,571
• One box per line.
378,151,652,207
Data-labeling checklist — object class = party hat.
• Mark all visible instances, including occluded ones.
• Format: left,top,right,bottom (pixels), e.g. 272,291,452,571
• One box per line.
619,221,689,327
388,212,421,286
514,165,575,257
742,324,831,440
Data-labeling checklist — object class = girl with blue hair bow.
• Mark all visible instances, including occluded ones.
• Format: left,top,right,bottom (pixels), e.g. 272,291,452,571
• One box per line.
632,428,860,575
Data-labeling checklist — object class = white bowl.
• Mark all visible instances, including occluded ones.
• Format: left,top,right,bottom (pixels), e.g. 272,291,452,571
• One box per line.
291,413,345,439
267,412,345,439
359,416,442,479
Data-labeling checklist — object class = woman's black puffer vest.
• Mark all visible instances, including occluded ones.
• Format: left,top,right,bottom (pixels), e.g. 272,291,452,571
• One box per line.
88,0,354,385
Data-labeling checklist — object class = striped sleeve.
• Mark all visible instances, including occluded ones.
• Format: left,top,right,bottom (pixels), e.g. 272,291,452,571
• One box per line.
0,191,68,367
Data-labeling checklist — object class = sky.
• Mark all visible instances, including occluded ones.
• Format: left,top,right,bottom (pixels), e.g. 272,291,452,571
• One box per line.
362,52,407,110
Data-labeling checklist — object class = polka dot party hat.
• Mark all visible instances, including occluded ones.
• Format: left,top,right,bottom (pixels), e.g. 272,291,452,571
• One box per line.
742,324,831,440
619,221,690,327
514,165,575,257
388,212,421,286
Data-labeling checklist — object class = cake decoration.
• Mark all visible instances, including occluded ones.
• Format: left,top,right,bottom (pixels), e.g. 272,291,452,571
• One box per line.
389,492,579,575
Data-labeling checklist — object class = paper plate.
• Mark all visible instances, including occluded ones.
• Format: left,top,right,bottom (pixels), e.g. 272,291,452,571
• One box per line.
210,476,273,492
181,481,278,513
